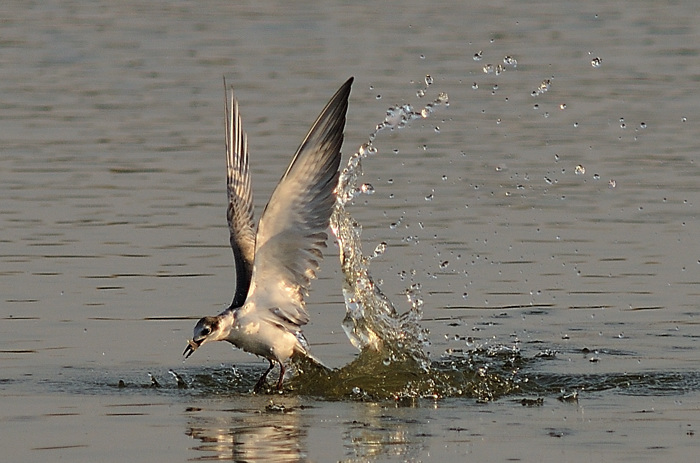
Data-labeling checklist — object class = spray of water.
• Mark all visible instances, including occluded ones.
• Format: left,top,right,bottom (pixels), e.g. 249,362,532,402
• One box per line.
330,92,450,371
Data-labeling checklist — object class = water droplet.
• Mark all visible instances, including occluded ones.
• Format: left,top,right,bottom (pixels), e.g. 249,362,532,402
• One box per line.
376,94,382,100
544,176,553,185
420,54,425,60
483,64,494,74
608,179,616,188
425,192,434,201
434,126,440,133
425,74,433,86
416,89,426,98
439,261,450,269
472,82,478,90
559,103,567,110
473,51,483,61
503,55,518,67
640,122,647,129
360,183,375,194
574,165,585,175
462,292,469,300
573,122,579,128
591,57,602,67
682,117,687,122
495,64,505,75
593,173,600,180
441,175,448,181
532,79,551,96
373,242,387,257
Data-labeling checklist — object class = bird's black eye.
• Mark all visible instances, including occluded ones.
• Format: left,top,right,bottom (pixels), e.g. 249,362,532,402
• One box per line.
202,327,211,336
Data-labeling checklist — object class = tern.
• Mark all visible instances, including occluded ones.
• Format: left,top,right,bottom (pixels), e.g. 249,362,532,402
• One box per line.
183,77,353,391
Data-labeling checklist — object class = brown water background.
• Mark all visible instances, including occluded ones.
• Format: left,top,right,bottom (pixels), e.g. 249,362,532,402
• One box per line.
2,0,700,461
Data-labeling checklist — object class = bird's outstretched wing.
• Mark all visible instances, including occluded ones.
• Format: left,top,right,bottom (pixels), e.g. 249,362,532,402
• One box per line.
244,77,353,327
224,81,256,308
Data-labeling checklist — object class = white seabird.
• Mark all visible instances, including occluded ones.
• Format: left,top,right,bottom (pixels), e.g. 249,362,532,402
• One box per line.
183,77,353,391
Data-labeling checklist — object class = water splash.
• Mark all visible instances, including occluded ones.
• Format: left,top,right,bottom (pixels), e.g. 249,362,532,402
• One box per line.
330,90,450,372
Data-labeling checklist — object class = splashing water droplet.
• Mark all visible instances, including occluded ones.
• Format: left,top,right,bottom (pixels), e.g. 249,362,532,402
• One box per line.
531,79,552,97
473,51,483,61
575,165,585,175
360,183,375,195
373,242,387,258
439,261,450,269
591,57,602,67
425,75,433,86
503,55,518,67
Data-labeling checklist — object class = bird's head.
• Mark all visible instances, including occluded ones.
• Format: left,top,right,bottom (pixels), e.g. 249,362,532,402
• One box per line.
183,315,228,359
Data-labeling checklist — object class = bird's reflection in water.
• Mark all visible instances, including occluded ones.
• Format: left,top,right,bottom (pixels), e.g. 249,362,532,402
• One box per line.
184,395,426,462
185,397,305,462
340,402,426,462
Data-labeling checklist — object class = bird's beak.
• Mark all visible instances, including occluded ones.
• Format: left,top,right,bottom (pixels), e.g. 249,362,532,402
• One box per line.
183,339,201,359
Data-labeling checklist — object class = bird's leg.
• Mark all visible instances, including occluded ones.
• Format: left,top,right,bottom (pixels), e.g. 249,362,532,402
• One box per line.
276,363,286,391
253,359,275,393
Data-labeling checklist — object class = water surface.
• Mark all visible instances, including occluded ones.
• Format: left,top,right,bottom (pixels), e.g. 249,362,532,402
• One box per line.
2,0,700,461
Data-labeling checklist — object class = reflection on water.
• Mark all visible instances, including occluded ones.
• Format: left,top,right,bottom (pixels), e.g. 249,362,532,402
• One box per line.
185,397,305,462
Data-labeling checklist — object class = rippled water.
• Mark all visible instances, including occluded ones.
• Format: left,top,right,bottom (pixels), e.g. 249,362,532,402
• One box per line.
3,0,700,461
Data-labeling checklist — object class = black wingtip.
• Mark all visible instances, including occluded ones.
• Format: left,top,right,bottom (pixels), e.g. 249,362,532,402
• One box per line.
327,77,354,108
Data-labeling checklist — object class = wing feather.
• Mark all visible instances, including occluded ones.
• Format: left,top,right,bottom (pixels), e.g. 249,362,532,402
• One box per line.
245,77,353,327
224,80,256,308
